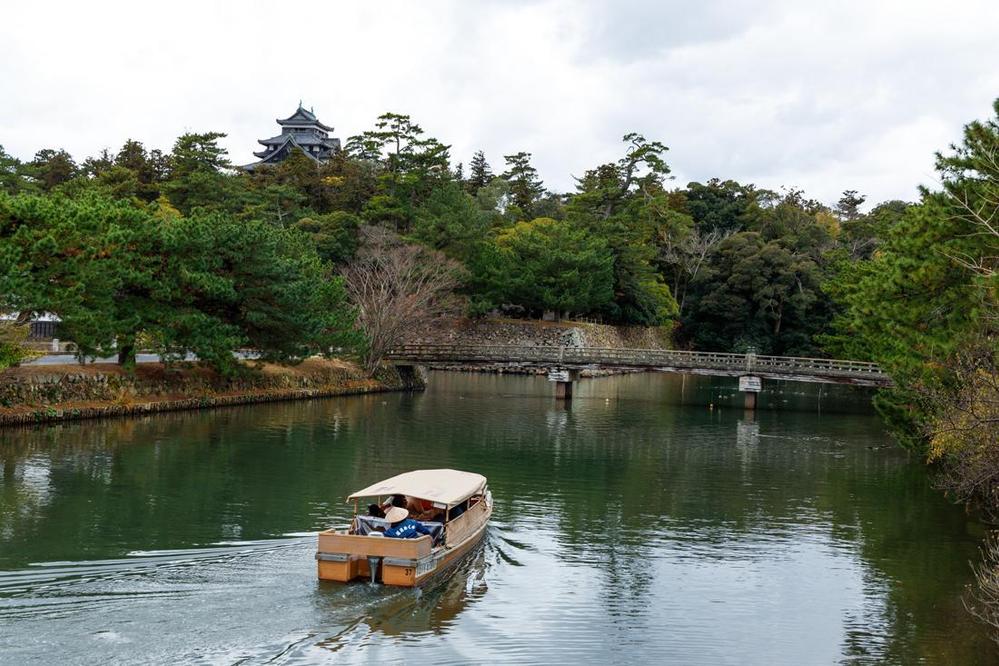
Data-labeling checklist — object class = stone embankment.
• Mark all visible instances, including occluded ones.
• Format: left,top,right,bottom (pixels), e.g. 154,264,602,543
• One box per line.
0,358,423,427
404,317,670,375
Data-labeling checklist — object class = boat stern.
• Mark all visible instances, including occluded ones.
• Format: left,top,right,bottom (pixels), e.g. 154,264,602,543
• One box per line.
316,529,431,586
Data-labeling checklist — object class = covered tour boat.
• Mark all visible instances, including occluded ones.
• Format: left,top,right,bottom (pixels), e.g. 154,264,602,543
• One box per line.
316,469,492,587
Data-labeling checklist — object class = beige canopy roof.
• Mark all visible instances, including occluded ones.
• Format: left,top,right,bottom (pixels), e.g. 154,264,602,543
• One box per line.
347,469,487,506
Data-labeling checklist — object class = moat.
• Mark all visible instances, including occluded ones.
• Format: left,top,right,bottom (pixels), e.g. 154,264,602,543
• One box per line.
0,372,993,664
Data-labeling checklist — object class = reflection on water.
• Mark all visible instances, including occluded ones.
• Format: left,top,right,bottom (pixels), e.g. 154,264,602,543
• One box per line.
0,371,995,664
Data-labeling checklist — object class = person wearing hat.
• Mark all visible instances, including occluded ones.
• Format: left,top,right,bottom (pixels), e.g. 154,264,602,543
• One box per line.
383,506,433,539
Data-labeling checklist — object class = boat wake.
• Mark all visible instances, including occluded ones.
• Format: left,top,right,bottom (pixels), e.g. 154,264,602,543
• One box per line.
0,536,307,620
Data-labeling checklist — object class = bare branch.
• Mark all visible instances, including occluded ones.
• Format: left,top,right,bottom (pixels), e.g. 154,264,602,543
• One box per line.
342,226,463,372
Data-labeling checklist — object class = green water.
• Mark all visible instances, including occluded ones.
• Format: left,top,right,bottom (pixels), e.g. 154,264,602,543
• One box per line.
0,372,993,664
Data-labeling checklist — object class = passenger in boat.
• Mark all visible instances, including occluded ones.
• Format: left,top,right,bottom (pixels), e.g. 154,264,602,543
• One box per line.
380,494,408,512
383,506,433,539
367,503,385,518
410,497,445,522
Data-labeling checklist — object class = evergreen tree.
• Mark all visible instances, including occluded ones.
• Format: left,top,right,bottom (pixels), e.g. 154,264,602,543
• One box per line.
411,182,489,261
471,217,614,318
29,149,78,191
162,132,235,215
683,232,828,355
835,189,866,221
501,151,545,218
82,148,114,179
294,211,362,265
466,150,493,195
825,99,999,445
0,190,358,372
566,134,678,326
684,179,765,233
347,112,452,231
0,145,28,194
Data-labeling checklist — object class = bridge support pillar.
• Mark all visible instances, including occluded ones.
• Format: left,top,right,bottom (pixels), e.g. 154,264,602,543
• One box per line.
393,364,429,391
739,375,762,411
549,368,579,401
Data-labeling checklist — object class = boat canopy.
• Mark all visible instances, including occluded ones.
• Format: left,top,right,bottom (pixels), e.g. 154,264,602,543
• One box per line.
347,469,487,507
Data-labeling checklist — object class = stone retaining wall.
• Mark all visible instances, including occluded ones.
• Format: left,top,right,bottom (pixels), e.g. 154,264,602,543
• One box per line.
0,360,421,427
406,317,670,349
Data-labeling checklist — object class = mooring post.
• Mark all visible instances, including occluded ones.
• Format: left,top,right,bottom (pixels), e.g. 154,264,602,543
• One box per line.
739,375,762,411
549,368,578,401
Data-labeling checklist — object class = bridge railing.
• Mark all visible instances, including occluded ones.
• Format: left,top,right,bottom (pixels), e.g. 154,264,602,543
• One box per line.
386,343,889,382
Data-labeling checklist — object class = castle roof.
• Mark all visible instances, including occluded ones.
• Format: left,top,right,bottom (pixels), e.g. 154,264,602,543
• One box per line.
256,131,337,146
277,104,334,132
252,134,329,160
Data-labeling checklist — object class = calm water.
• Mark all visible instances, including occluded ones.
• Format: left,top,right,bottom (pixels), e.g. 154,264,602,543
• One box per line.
0,372,994,664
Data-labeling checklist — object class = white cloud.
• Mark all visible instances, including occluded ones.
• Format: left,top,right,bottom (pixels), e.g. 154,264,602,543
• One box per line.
1,0,997,207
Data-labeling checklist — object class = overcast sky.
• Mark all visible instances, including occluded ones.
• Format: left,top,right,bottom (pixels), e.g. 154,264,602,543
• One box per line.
3,0,998,206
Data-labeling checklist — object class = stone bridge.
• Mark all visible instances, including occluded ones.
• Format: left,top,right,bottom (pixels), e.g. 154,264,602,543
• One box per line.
386,343,892,407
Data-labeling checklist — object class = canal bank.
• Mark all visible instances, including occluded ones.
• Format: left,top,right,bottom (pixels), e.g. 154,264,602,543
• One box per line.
0,358,424,427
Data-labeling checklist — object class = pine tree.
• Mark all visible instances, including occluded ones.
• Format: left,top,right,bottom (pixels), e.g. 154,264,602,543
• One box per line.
502,151,545,218
466,150,493,195
835,190,866,221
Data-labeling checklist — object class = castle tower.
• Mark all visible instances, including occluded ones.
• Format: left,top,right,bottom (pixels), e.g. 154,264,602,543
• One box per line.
242,103,341,171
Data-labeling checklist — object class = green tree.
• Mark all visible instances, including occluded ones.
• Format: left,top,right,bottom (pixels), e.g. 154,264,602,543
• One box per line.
318,151,378,214
591,133,671,220
839,199,909,260
466,150,493,195
241,149,319,225
68,139,170,204
565,134,679,326
471,217,614,319
347,113,452,231
826,100,999,445
684,178,765,233
0,321,40,370
501,151,545,219
683,232,828,354
81,148,114,178
0,145,29,194
162,132,236,215
835,189,866,221
0,191,153,363
411,182,489,260
294,211,362,265
151,213,360,372
0,191,358,373
28,149,78,191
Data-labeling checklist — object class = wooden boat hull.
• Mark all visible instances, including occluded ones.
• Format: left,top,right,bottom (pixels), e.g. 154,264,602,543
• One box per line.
317,495,491,587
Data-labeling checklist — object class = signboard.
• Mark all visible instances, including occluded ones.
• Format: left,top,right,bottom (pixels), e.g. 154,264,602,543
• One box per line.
739,375,762,392
548,369,570,383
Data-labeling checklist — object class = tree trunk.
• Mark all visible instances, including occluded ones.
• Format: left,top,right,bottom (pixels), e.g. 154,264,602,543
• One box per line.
117,338,136,369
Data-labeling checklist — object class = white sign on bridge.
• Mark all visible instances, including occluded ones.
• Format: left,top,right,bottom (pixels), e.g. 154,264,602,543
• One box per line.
548,370,570,383
739,375,762,392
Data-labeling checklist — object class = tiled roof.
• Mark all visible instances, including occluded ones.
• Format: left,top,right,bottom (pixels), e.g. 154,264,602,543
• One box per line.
276,104,333,131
